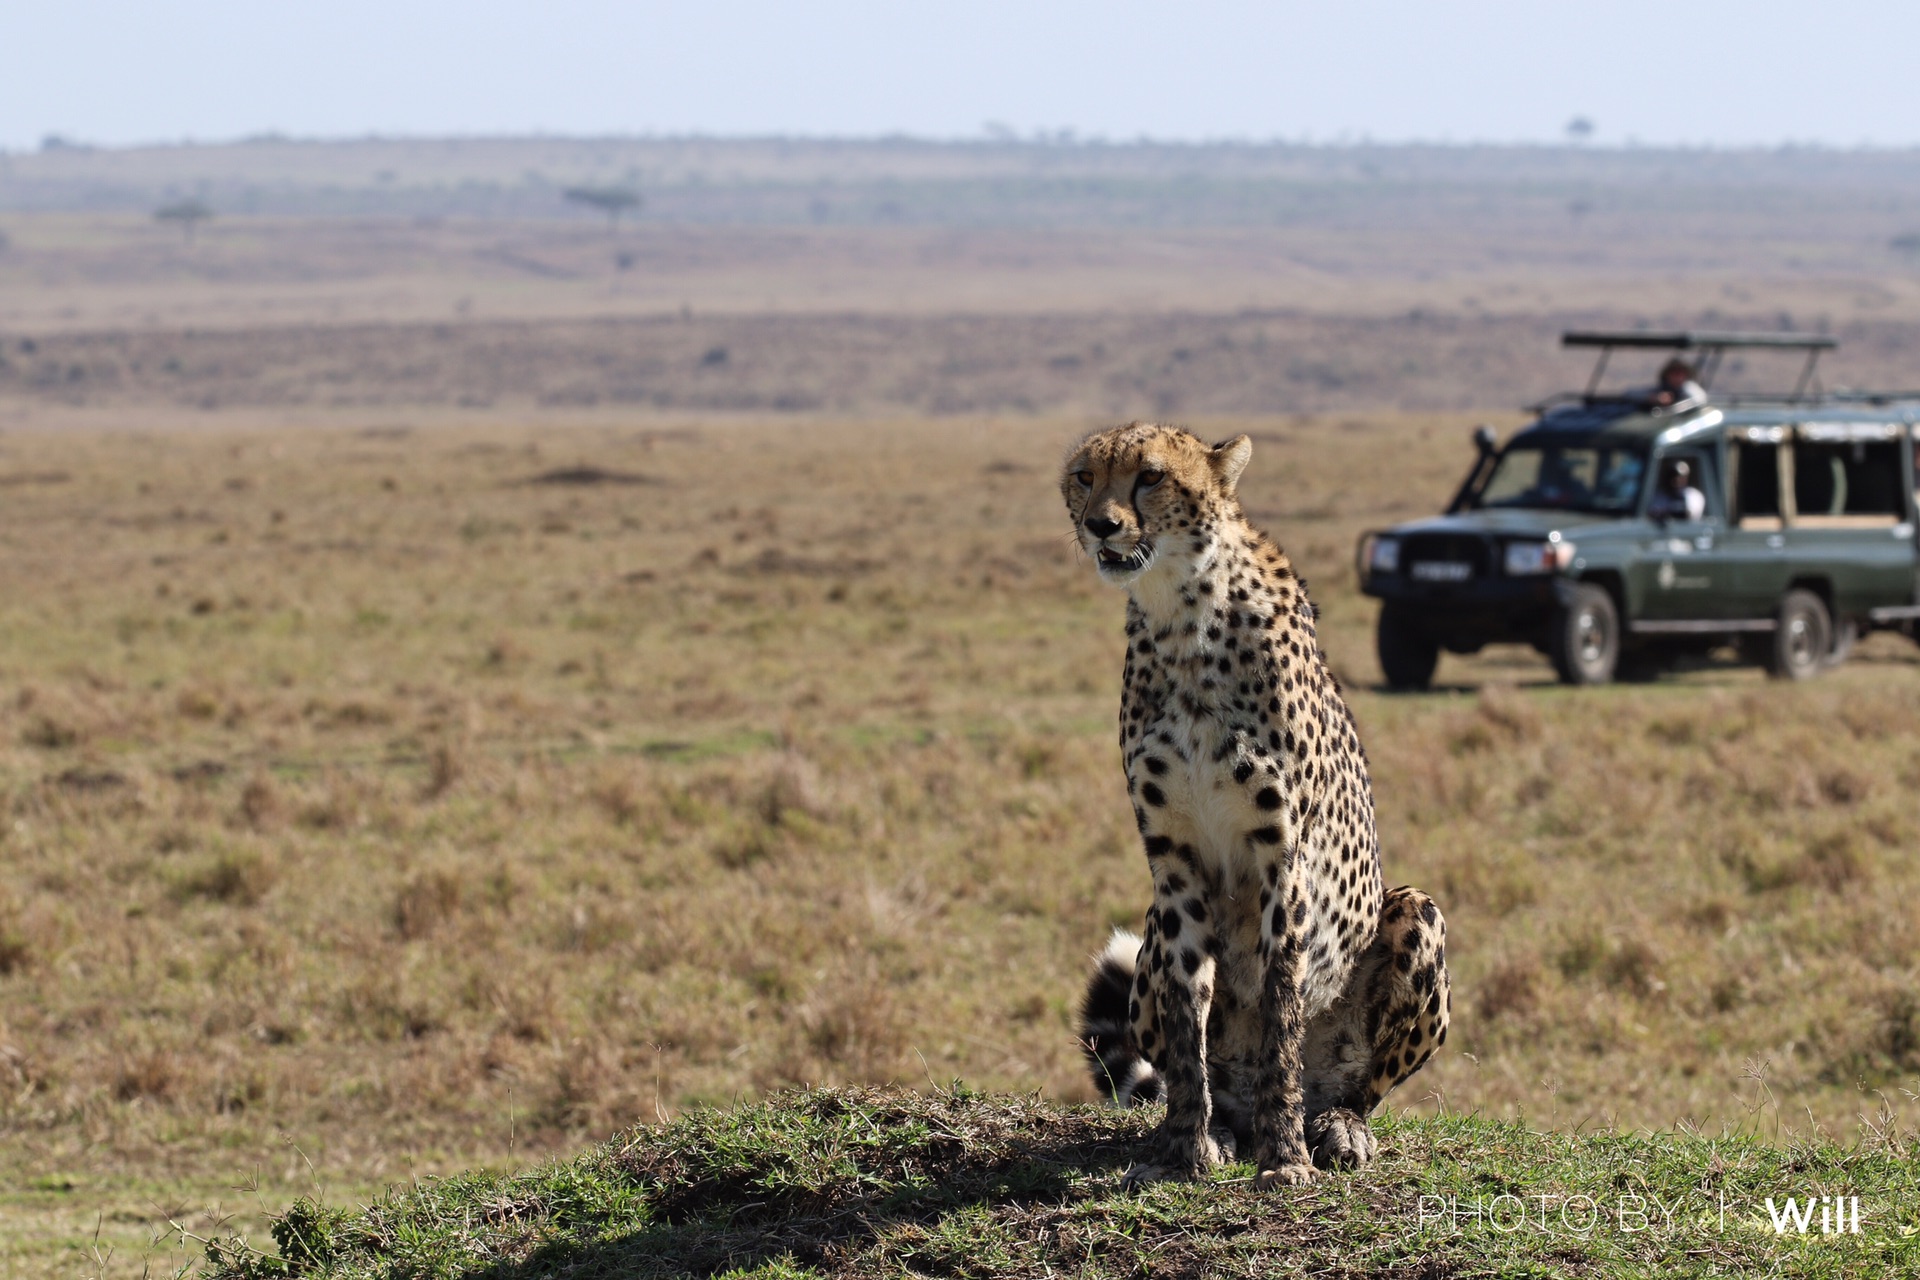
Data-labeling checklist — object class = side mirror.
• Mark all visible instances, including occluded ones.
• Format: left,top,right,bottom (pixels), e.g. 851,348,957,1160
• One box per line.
1448,427,1502,515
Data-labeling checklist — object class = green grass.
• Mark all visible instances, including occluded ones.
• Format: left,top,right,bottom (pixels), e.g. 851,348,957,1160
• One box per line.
204,1086,1920,1279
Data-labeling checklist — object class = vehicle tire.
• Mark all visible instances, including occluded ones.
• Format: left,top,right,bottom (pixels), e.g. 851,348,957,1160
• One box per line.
1768,589,1831,681
1549,583,1620,685
1377,604,1440,691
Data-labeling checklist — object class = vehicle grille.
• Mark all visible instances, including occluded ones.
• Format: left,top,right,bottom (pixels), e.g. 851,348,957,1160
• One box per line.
1400,534,1492,582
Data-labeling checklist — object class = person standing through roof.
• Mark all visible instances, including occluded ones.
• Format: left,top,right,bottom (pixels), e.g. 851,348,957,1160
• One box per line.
1646,457,1707,522
1642,358,1706,410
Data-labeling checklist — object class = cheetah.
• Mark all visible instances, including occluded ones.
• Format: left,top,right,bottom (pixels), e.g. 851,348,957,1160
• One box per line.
1063,422,1450,1188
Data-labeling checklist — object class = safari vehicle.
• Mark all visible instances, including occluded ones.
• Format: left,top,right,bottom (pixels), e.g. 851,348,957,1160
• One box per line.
1356,331,1920,687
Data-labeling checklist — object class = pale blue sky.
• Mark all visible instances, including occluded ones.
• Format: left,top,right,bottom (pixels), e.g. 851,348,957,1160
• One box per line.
3,0,1917,151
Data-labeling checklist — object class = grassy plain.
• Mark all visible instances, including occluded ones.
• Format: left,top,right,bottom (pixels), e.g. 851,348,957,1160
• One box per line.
4,408,1920,1275
7,132,1920,1277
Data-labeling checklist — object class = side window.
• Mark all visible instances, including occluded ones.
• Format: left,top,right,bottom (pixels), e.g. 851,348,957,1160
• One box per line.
1792,440,1903,522
1662,449,1721,518
1729,441,1782,526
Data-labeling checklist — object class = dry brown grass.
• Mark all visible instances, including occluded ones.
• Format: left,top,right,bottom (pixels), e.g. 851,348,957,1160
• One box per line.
3,407,1920,1274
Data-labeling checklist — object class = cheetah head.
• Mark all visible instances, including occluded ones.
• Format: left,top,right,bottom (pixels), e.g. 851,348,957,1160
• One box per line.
1062,422,1252,587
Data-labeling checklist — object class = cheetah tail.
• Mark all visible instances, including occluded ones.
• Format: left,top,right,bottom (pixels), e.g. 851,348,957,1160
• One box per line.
1078,929,1159,1107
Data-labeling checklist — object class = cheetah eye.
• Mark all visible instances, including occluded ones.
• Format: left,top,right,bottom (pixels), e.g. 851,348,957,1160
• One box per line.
1074,470,1095,487
1137,469,1165,490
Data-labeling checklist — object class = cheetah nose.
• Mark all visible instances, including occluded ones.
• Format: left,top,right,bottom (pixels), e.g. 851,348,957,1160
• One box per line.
1085,516,1122,538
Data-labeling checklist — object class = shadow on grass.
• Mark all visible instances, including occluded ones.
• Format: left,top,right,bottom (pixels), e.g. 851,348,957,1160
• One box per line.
474,1089,1143,1279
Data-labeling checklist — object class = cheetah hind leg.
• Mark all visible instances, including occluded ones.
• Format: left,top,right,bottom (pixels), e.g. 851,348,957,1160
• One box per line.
1299,885,1451,1171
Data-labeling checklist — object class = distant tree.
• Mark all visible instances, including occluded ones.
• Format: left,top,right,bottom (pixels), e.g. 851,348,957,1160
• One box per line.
1565,117,1596,144
563,185,641,229
154,198,214,244
1892,233,1920,256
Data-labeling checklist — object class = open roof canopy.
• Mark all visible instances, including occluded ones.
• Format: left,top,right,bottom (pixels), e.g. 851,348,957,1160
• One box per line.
1562,330,1837,351
1561,330,1836,401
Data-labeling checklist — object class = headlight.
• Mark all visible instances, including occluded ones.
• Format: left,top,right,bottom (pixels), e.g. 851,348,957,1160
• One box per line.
1368,536,1401,574
1503,538,1576,576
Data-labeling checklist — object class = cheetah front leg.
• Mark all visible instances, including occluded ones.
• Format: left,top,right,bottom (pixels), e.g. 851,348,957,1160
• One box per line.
1123,891,1225,1185
1251,876,1316,1189
1299,885,1451,1171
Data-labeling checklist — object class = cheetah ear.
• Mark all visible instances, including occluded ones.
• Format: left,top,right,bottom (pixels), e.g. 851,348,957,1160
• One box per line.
1209,435,1252,491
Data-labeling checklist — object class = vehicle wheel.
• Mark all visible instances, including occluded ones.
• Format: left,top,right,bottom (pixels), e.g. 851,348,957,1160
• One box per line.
1549,583,1620,685
1377,604,1440,690
1768,589,1831,681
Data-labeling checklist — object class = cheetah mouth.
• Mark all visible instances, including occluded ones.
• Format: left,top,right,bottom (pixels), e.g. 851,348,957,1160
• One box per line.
1096,540,1155,576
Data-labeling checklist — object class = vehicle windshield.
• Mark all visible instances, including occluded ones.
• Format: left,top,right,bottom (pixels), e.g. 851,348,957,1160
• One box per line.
1477,442,1648,514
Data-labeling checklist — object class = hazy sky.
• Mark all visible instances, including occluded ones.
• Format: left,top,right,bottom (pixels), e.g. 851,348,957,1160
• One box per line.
4,0,1918,151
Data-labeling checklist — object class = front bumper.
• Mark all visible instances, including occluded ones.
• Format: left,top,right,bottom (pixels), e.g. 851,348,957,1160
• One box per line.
1362,571,1580,650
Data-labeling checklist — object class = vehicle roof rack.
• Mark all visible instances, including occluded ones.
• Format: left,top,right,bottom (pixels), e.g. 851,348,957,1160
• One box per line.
1562,330,1837,351
1562,330,1838,401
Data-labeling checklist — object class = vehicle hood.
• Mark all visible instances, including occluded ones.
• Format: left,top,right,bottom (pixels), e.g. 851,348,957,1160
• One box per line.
1377,509,1633,540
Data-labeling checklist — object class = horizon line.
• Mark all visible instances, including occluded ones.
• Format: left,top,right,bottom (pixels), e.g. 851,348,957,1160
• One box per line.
13,128,1920,157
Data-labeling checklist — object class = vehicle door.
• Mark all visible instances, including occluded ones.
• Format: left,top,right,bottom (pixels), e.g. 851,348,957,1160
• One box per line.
1628,444,1728,620
1781,424,1915,617
1718,429,1792,618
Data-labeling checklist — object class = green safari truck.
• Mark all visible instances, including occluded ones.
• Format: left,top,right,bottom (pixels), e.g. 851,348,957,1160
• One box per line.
1357,331,1920,687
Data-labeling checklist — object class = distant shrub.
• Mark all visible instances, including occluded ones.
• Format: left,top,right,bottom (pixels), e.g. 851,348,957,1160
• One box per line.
237,774,283,831
1476,957,1538,1023
153,198,213,242
420,741,463,800
0,928,29,976
394,869,463,940
20,713,78,749
178,848,276,906
113,1050,177,1101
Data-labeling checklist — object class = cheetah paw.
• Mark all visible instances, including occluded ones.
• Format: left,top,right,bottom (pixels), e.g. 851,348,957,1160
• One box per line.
1121,1131,1228,1187
1120,1162,1174,1188
1307,1108,1376,1171
1254,1163,1319,1190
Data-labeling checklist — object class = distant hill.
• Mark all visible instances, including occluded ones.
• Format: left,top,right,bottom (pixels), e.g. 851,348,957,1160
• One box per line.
6,134,1920,228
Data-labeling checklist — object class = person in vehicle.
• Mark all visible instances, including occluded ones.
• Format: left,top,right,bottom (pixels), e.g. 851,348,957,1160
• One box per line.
1646,457,1706,522
1642,358,1706,410
1529,450,1591,507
